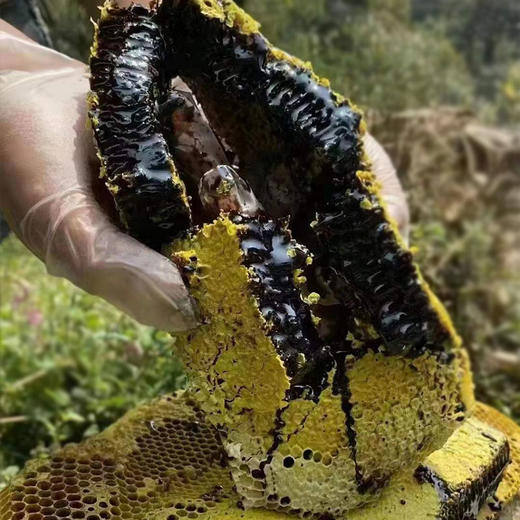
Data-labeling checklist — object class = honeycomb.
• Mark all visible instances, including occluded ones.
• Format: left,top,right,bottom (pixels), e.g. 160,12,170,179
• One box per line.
25,1,512,518
169,216,360,513
0,394,238,520
261,385,364,515
170,217,291,448
148,1,496,514
475,402,520,507
159,0,463,359
349,417,510,520
346,351,465,489
164,214,475,515
89,4,191,249
2,397,516,520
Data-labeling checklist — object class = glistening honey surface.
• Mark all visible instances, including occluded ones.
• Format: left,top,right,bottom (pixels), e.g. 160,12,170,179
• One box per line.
89,5,191,249
160,0,456,358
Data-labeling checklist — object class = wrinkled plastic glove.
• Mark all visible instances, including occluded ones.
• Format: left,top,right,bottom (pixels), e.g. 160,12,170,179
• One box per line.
0,19,409,332
363,132,410,242
0,21,198,331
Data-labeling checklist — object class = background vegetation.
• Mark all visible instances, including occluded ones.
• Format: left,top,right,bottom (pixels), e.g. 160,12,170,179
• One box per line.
1,0,519,490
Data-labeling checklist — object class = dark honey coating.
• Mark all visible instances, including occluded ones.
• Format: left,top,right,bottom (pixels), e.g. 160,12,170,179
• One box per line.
197,165,334,399
89,5,191,250
415,440,510,520
90,3,336,403
235,215,334,399
158,0,450,357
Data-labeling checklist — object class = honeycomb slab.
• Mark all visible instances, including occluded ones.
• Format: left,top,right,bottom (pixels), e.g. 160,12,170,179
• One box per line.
1,396,518,520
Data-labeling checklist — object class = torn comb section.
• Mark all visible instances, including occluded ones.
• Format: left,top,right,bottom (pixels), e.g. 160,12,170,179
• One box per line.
159,0,457,359
167,167,344,513
157,0,473,496
89,4,191,250
171,166,333,404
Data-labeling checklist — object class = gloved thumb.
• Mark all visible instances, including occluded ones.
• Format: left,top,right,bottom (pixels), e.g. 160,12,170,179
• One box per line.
18,185,198,331
0,65,197,331
363,133,410,243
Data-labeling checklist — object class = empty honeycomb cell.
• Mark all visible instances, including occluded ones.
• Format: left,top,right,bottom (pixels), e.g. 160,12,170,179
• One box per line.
282,457,294,469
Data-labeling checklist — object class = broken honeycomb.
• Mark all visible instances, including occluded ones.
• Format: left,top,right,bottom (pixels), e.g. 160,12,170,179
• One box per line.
0,395,238,520
162,212,517,518
3,1,520,519
475,403,520,508
1,394,517,520
149,2,480,510
346,351,465,489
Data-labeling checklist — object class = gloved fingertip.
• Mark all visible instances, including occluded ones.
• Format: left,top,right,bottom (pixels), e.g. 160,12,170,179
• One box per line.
40,199,200,332
151,292,200,332
383,194,411,246
83,246,201,332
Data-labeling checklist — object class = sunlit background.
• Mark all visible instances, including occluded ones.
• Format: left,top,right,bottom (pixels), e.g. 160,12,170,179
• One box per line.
1,0,519,490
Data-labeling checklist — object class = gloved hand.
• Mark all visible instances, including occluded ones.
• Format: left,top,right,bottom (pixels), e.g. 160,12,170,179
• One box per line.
0,20,198,331
0,19,409,331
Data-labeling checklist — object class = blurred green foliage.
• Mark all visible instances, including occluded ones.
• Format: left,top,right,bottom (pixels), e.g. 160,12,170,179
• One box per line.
38,0,520,123
412,0,520,124
0,238,186,490
40,0,91,61
243,0,474,113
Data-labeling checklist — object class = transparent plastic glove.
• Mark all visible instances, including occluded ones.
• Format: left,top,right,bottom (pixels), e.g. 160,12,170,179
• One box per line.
0,23,198,331
363,133,410,243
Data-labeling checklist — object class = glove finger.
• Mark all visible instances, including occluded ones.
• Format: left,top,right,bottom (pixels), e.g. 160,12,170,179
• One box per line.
0,24,83,72
363,133,410,243
19,185,198,331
